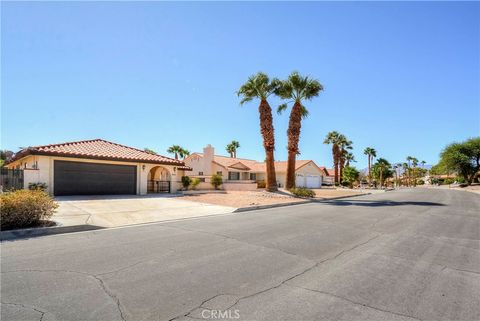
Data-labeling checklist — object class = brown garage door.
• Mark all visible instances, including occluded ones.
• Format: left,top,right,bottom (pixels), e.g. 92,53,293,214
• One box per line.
54,161,137,196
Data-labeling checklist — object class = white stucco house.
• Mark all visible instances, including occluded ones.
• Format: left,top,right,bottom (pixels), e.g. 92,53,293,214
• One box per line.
4,139,191,195
184,144,327,189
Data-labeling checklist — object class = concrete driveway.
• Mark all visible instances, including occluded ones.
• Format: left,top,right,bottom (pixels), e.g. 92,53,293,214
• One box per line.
54,195,236,228
2,188,479,321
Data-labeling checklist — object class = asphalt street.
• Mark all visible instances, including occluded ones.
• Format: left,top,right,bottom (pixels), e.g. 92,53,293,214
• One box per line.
1,188,479,321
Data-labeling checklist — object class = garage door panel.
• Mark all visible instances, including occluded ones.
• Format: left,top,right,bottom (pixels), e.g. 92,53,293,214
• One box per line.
306,175,321,188
54,161,137,196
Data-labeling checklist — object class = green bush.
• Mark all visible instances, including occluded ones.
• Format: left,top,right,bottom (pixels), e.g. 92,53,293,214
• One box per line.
416,179,425,185
28,182,48,191
289,187,316,198
190,178,200,190
181,176,191,190
443,178,455,185
210,174,223,190
257,180,266,188
1,190,58,230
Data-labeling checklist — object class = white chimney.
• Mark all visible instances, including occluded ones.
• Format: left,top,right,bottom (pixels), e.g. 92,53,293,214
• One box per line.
203,144,214,175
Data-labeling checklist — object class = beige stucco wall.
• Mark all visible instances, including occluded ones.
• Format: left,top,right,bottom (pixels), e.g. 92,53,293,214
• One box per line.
7,155,185,195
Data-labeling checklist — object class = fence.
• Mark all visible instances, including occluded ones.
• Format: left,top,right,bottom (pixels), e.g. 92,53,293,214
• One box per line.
0,168,24,192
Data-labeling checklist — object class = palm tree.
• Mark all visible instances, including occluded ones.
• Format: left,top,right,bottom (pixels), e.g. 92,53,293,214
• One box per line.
363,147,377,185
324,131,342,185
276,71,323,189
179,148,190,159
167,145,183,160
338,135,353,183
345,152,356,167
226,144,235,158
237,72,279,192
402,162,409,186
229,140,240,158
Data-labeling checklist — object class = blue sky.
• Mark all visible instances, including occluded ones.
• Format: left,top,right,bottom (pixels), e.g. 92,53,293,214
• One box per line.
2,2,479,169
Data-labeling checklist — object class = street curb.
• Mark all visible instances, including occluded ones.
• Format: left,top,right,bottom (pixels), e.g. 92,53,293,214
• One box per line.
234,192,371,212
0,224,104,242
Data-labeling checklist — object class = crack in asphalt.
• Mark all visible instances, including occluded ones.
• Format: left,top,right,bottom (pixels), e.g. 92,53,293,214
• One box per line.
1,301,46,321
167,233,381,321
286,284,424,321
1,269,127,321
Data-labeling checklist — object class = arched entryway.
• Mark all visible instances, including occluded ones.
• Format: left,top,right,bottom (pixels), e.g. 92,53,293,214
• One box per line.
148,166,171,193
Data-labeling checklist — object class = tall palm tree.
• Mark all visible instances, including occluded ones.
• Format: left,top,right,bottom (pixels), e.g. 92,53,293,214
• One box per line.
324,131,342,185
167,145,183,160
363,147,377,185
402,162,409,186
237,72,279,192
338,135,352,183
276,71,323,189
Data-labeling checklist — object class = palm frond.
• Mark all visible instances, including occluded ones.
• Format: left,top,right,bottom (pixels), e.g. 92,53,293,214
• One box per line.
277,103,288,115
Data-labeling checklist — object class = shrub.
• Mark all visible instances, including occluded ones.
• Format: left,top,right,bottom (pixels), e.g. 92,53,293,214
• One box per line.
210,174,223,190
444,178,455,185
257,180,266,188
28,182,48,191
1,190,58,230
181,176,191,190
190,178,200,190
289,187,316,198
416,179,425,185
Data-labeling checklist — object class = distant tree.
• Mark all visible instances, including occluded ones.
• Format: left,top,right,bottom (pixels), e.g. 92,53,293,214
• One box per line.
226,140,240,158
338,135,353,182
0,150,14,167
439,137,480,185
276,71,323,189
372,158,393,188
345,152,356,167
144,148,157,155
324,131,342,185
342,166,359,188
363,147,377,185
167,145,189,160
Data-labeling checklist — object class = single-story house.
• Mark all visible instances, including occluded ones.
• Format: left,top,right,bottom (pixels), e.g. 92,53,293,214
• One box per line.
183,144,327,189
4,139,191,195
323,168,335,185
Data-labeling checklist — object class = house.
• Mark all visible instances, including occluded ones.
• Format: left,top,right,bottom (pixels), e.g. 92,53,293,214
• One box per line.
323,168,335,185
183,144,327,189
4,139,191,195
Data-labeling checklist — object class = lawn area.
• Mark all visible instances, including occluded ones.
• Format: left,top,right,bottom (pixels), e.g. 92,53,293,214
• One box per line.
179,189,364,208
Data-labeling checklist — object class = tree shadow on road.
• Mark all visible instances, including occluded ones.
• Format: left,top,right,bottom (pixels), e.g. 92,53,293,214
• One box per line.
321,200,446,207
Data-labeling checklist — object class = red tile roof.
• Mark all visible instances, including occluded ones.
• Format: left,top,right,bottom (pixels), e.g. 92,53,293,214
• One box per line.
8,139,188,167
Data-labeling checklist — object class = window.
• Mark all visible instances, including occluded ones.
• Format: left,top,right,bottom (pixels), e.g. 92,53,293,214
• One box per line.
228,172,240,180
250,173,257,181
199,178,205,182
198,171,204,176
216,171,222,176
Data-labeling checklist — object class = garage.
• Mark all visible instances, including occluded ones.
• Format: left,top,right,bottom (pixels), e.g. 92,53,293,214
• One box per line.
305,175,321,188
54,160,137,196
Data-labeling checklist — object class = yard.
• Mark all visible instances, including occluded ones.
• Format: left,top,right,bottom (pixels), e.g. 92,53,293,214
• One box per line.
179,188,365,208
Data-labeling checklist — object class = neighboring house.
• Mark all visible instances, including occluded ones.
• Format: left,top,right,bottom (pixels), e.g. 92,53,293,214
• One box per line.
184,144,327,189
4,139,191,195
323,168,335,185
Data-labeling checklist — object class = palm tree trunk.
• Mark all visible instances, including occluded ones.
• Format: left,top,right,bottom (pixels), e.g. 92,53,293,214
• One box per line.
332,146,338,186
175,153,178,160
285,102,303,189
367,156,371,185
339,150,345,185
259,99,277,192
